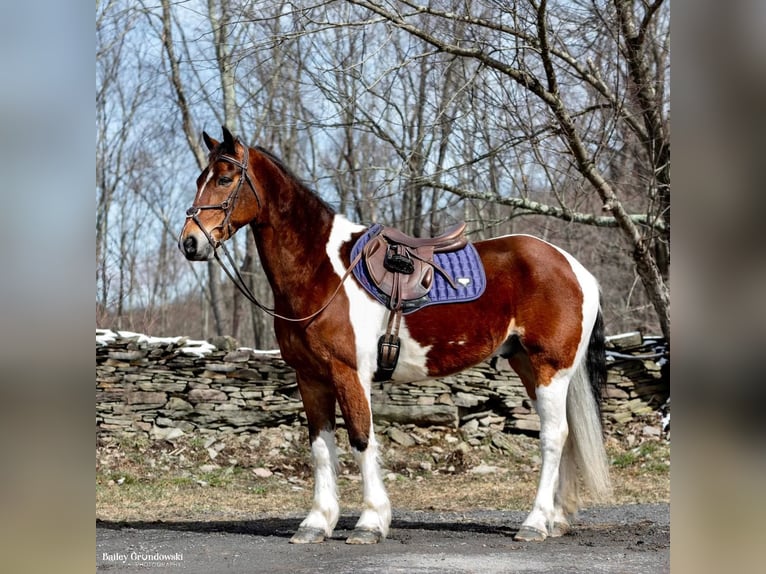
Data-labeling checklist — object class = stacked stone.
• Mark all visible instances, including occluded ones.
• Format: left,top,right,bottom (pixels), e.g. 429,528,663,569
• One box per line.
602,332,669,424
97,330,302,436
97,329,668,438
452,364,538,433
372,380,458,427
371,364,537,433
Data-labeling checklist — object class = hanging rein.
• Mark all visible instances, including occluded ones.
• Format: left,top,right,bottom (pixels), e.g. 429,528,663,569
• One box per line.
184,145,361,323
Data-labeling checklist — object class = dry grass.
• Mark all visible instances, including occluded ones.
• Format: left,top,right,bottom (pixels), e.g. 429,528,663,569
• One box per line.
97,425,669,523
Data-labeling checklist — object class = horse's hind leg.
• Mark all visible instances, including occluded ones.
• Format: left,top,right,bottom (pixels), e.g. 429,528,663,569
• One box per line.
332,363,391,544
527,374,588,539
551,434,578,537
511,356,573,542
290,372,340,544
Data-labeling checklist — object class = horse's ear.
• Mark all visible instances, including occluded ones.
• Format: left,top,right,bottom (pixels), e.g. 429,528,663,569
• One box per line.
202,131,218,151
221,125,236,154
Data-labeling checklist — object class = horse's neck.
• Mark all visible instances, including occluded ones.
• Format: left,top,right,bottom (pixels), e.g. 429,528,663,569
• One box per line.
251,183,337,307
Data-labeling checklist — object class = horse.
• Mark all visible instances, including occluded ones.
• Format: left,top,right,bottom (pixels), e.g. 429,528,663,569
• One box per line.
178,126,612,544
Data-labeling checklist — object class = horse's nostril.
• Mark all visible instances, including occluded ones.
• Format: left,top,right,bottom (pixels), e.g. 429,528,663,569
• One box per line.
182,235,197,255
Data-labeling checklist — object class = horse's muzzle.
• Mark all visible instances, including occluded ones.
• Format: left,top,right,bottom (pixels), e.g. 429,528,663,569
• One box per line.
179,233,213,261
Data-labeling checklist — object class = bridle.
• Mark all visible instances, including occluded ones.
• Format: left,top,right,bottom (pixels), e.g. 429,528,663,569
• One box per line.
183,143,361,323
184,145,260,250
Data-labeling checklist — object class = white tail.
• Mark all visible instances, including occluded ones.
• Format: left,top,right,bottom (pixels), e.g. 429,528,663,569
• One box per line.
566,358,613,504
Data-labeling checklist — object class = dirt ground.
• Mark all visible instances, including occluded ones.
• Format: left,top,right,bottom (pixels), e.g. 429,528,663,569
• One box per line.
97,420,669,572
97,504,669,573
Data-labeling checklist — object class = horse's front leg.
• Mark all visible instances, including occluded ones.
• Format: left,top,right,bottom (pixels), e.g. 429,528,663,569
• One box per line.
290,373,340,544
332,363,391,544
347,428,390,544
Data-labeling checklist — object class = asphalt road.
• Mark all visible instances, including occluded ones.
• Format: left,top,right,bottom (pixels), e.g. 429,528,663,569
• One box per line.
96,503,669,573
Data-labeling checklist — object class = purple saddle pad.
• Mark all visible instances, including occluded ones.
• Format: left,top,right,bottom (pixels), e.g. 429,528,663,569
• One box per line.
350,224,487,315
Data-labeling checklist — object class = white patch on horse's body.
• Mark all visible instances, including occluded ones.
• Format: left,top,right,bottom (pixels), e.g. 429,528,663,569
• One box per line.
325,216,431,384
325,216,386,382
548,239,601,367
387,317,431,383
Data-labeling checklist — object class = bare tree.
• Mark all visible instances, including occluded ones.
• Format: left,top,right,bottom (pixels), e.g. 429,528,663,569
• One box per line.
97,1,160,328
97,0,669,345
343,0,670,339
150,0,244,338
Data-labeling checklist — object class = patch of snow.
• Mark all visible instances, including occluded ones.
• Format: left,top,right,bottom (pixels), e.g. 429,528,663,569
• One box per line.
246,348,281,356
178,339,216,357
96,329,117,345
96,329,279,357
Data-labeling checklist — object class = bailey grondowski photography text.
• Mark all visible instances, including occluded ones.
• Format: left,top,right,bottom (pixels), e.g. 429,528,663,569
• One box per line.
101,550,184,567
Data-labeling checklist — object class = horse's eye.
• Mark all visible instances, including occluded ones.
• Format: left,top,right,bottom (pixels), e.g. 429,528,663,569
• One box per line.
218,177,233,186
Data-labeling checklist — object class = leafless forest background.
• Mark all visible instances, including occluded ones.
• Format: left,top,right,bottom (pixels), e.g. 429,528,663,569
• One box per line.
96,0,669,350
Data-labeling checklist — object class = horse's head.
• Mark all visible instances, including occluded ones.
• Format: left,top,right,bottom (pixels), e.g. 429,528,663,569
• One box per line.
178,126,261,261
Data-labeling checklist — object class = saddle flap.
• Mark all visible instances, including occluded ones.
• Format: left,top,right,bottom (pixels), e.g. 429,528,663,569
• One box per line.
363,236,434,303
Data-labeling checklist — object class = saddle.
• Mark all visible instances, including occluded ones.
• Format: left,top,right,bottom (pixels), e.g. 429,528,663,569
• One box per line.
361,222,468,381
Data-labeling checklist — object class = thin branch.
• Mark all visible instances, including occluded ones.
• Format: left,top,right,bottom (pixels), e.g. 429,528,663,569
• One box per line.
422,180,667,232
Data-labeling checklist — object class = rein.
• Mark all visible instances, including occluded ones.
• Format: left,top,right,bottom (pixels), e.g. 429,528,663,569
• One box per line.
185,144,361,324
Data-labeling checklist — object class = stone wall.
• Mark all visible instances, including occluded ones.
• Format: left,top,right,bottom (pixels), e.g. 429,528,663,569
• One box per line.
96,329,668,438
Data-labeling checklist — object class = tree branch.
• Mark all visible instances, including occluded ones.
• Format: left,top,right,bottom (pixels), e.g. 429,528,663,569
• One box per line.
423,179,666,232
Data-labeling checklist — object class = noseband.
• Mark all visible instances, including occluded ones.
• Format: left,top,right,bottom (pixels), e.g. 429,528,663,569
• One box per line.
183,143,362,323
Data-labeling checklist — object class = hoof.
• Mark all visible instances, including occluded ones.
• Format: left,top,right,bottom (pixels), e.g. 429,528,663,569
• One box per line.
346,528,384,545
290,527,326,544
515,525,547,542
550,521,570,538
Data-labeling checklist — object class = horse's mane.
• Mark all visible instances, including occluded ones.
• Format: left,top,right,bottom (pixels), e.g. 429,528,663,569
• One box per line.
253,145,337,215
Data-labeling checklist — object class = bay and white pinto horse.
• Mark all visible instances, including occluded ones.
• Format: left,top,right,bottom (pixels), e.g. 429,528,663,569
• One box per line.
178,127,612,544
